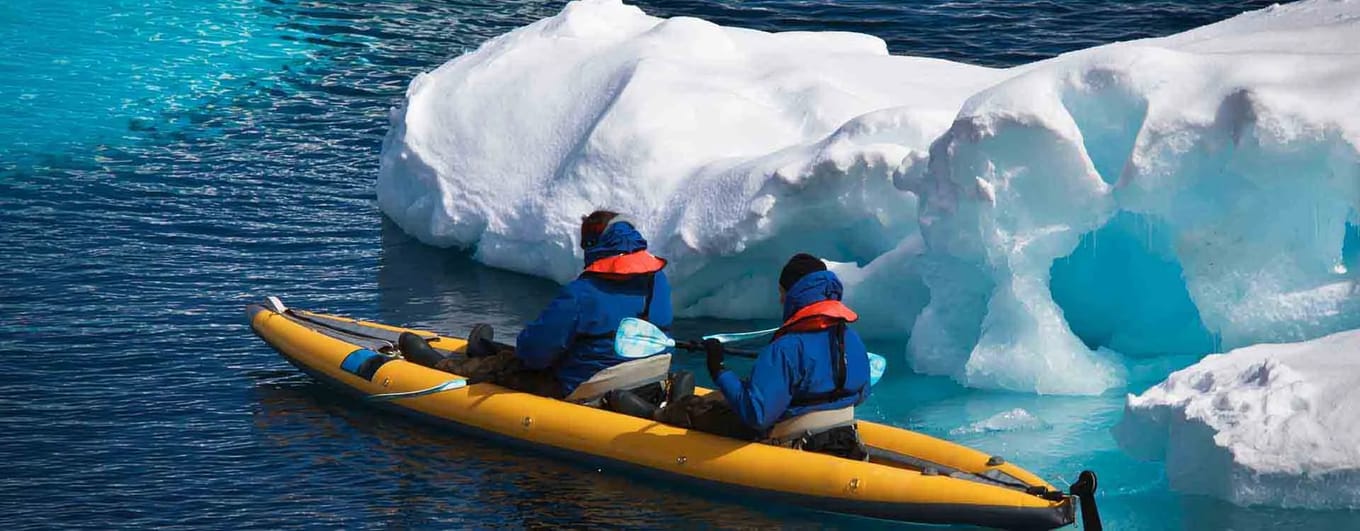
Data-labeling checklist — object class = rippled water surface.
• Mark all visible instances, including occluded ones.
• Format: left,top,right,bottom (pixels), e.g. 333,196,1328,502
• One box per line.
5,0,1355,529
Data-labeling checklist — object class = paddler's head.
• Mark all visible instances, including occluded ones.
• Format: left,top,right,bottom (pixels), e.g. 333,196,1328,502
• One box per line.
778,253,826,305
579,209,621,250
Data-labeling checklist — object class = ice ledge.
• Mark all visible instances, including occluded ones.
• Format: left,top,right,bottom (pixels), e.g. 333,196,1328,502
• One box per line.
1114,328,1360,509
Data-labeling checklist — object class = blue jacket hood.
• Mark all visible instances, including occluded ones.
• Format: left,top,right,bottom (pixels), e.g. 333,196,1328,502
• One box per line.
514,218,671,396
584,221,649,266
716,266,869,431
781,270,844,320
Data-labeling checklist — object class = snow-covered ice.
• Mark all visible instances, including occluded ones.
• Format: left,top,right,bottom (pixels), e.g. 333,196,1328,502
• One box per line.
1114,328,1360,509
379,0,1360,395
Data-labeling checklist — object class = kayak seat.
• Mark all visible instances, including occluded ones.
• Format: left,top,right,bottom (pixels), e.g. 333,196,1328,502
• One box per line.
765,406,867,460
766,406,856,445
565,354,672,406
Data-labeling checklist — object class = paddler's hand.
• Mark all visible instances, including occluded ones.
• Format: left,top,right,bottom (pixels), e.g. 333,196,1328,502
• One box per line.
703,338,726,381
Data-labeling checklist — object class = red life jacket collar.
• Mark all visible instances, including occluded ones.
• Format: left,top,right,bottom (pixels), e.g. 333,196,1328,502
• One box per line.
583,250,667,277
775,299,858,337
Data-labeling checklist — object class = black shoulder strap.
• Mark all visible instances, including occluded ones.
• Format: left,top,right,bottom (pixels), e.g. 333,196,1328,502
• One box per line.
788,323,858,408
638,273,656,321
831,323,847,393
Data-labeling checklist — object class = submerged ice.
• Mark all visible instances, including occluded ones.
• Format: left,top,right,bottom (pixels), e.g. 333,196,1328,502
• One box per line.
949,408,1051,436
379,0,1360,395
1115,329,1360,509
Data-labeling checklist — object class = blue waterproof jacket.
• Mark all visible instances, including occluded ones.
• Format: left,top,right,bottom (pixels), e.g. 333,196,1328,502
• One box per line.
515,222,672,396
714,270,870,432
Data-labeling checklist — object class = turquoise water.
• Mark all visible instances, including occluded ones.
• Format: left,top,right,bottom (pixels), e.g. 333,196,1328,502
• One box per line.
1,1,309,163
4,1,1357,528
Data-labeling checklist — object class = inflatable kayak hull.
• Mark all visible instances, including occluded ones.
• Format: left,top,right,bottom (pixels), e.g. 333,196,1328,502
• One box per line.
247,301,1076,529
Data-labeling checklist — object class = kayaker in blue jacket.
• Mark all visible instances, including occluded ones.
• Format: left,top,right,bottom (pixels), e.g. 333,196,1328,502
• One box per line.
613,253,871,459
401,210,672,399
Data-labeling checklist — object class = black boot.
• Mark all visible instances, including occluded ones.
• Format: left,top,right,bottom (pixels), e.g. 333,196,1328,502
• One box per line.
466,323,496,358
606,389,659,420
399,331,447,368
666,370,695,405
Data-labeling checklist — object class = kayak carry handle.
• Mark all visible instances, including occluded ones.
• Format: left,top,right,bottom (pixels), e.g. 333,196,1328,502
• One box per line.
1069,470,1102,531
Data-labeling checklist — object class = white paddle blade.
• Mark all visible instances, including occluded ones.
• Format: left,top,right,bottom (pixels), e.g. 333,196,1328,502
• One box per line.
615,317,675,359
265,296,288,313
868,353,887,386
703,327,779,344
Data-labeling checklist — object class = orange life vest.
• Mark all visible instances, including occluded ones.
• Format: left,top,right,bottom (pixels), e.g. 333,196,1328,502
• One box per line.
774,298,862,407
774,299,858,338
583,250,667,277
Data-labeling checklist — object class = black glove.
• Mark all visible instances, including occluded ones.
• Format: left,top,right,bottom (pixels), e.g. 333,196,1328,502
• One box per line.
703,338,726,382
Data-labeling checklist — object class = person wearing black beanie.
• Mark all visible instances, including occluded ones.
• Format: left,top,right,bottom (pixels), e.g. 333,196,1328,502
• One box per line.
619,252,871,460
779,253,827,292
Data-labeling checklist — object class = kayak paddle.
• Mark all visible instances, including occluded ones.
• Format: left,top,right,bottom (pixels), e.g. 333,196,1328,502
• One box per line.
615,317,887,385
703,327,779,344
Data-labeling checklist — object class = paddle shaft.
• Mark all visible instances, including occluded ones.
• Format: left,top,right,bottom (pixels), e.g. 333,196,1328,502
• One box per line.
674,340,760,358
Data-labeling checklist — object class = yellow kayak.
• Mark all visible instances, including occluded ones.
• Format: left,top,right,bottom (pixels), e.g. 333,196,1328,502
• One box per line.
247,298,1089,529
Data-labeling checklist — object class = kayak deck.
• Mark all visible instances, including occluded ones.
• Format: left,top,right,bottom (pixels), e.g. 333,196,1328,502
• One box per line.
247,300,1076,529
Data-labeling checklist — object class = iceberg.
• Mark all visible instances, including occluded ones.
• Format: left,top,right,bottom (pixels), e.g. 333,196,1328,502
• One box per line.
379,0,1360,394
1114,328,1360,509
898,0,1360,394
377,0,1001,319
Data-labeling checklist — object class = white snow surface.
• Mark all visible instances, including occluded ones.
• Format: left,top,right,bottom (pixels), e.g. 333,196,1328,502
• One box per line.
379,0,1360,394
1114,328,1360,509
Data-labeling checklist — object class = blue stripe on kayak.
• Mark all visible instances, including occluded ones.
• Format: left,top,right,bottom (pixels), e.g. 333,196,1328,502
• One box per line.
252,327,1072,529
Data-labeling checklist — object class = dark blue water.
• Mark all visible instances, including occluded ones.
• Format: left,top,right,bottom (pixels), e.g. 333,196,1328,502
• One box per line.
9,1,1354,529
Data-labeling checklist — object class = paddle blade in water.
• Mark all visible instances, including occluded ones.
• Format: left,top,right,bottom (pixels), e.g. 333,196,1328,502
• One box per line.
615,317,675,358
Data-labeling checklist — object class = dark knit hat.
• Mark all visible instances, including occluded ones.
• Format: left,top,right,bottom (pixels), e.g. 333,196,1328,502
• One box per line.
779,253,826,291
